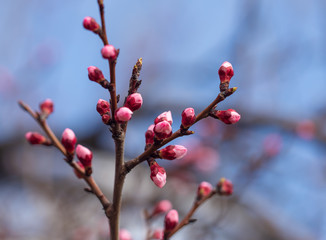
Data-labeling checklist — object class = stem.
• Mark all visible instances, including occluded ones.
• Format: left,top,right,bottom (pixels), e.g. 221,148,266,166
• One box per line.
167,191,216,239
107,135,126,240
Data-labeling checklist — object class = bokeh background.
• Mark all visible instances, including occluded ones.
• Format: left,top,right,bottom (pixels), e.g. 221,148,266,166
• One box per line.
1,0,326,239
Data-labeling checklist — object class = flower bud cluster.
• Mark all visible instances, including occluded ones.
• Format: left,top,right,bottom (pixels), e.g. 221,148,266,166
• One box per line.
96,99,111,124
153,111,173,140
114,93,143,123
217,178,233,196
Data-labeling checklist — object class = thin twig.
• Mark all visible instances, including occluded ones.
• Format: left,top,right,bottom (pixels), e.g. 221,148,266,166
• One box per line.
167,191,217,239
18,100,111,211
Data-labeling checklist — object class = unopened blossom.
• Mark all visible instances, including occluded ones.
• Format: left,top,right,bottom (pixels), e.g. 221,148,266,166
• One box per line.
154,121,172,140
101,44,118,60
154,111,173,125
218,61,234,83
25,132,47,145
73,161,85,179
119,229,132,240
101,114,111,124
76,144,93,167
217,178,233,196
151,229,164,240
159,145,187,160
151,200,172,217
124,93,143,112
39,99,54,116
145,124,155,146
96,99,110,116
150,161,167,188
83,16,100,32
181,107,196,128
197,181,213,200
215,109,241,124
115,107,133,123
88,66,105,83
164,209,179,232
61,128,77,154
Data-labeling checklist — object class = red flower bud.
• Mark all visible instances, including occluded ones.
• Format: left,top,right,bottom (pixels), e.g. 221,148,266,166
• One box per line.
159,145,187,160
101,114,111,125
154,121,172,140
181,107,196,128
145,124,155,146
96,99,110,115
152,200,172,217
218,61,234,83
150,161,167,188
124,93,143,112
73,161,85,179
197,181,213,200
39,99,54,116
83,16,100,32
76,144,93,167
115,107,133,123
119,229,132,240
216,178,233,196
164,209,179,232
61,128,77,154
25,132,46,145
88,66,105,83
154,111,173,125
151,229,163,240
101,44,118,61
215,109,241,124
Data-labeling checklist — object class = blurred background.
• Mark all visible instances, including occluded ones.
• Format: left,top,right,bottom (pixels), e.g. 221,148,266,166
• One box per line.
1,0,326,239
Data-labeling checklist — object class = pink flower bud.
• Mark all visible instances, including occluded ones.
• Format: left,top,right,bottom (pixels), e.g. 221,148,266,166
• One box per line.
88,66,105,83
218,61,234,83
83,16,100,32
151,229,163,240
216,109,241,124
115,107,133,123
152,200,172,217
39,99,54,115
25,132,46,145
154,111,173,125
96,99,110,115
159,145,187,160
154,121,172,140
73,161,85,179
102,113,111,124
76,144,93,167
145,124,155,145
197,181,213,199
150,162,167,188
164,209,179,232
119,229,132,240
61,128,77,154
124,93,143,112
181,107,196,128
101,44,118,60
217,178,233,196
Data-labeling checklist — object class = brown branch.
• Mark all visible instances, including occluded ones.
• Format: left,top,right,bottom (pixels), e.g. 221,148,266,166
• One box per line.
166,191,216,239
124,87,237,173
18,100,111,212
